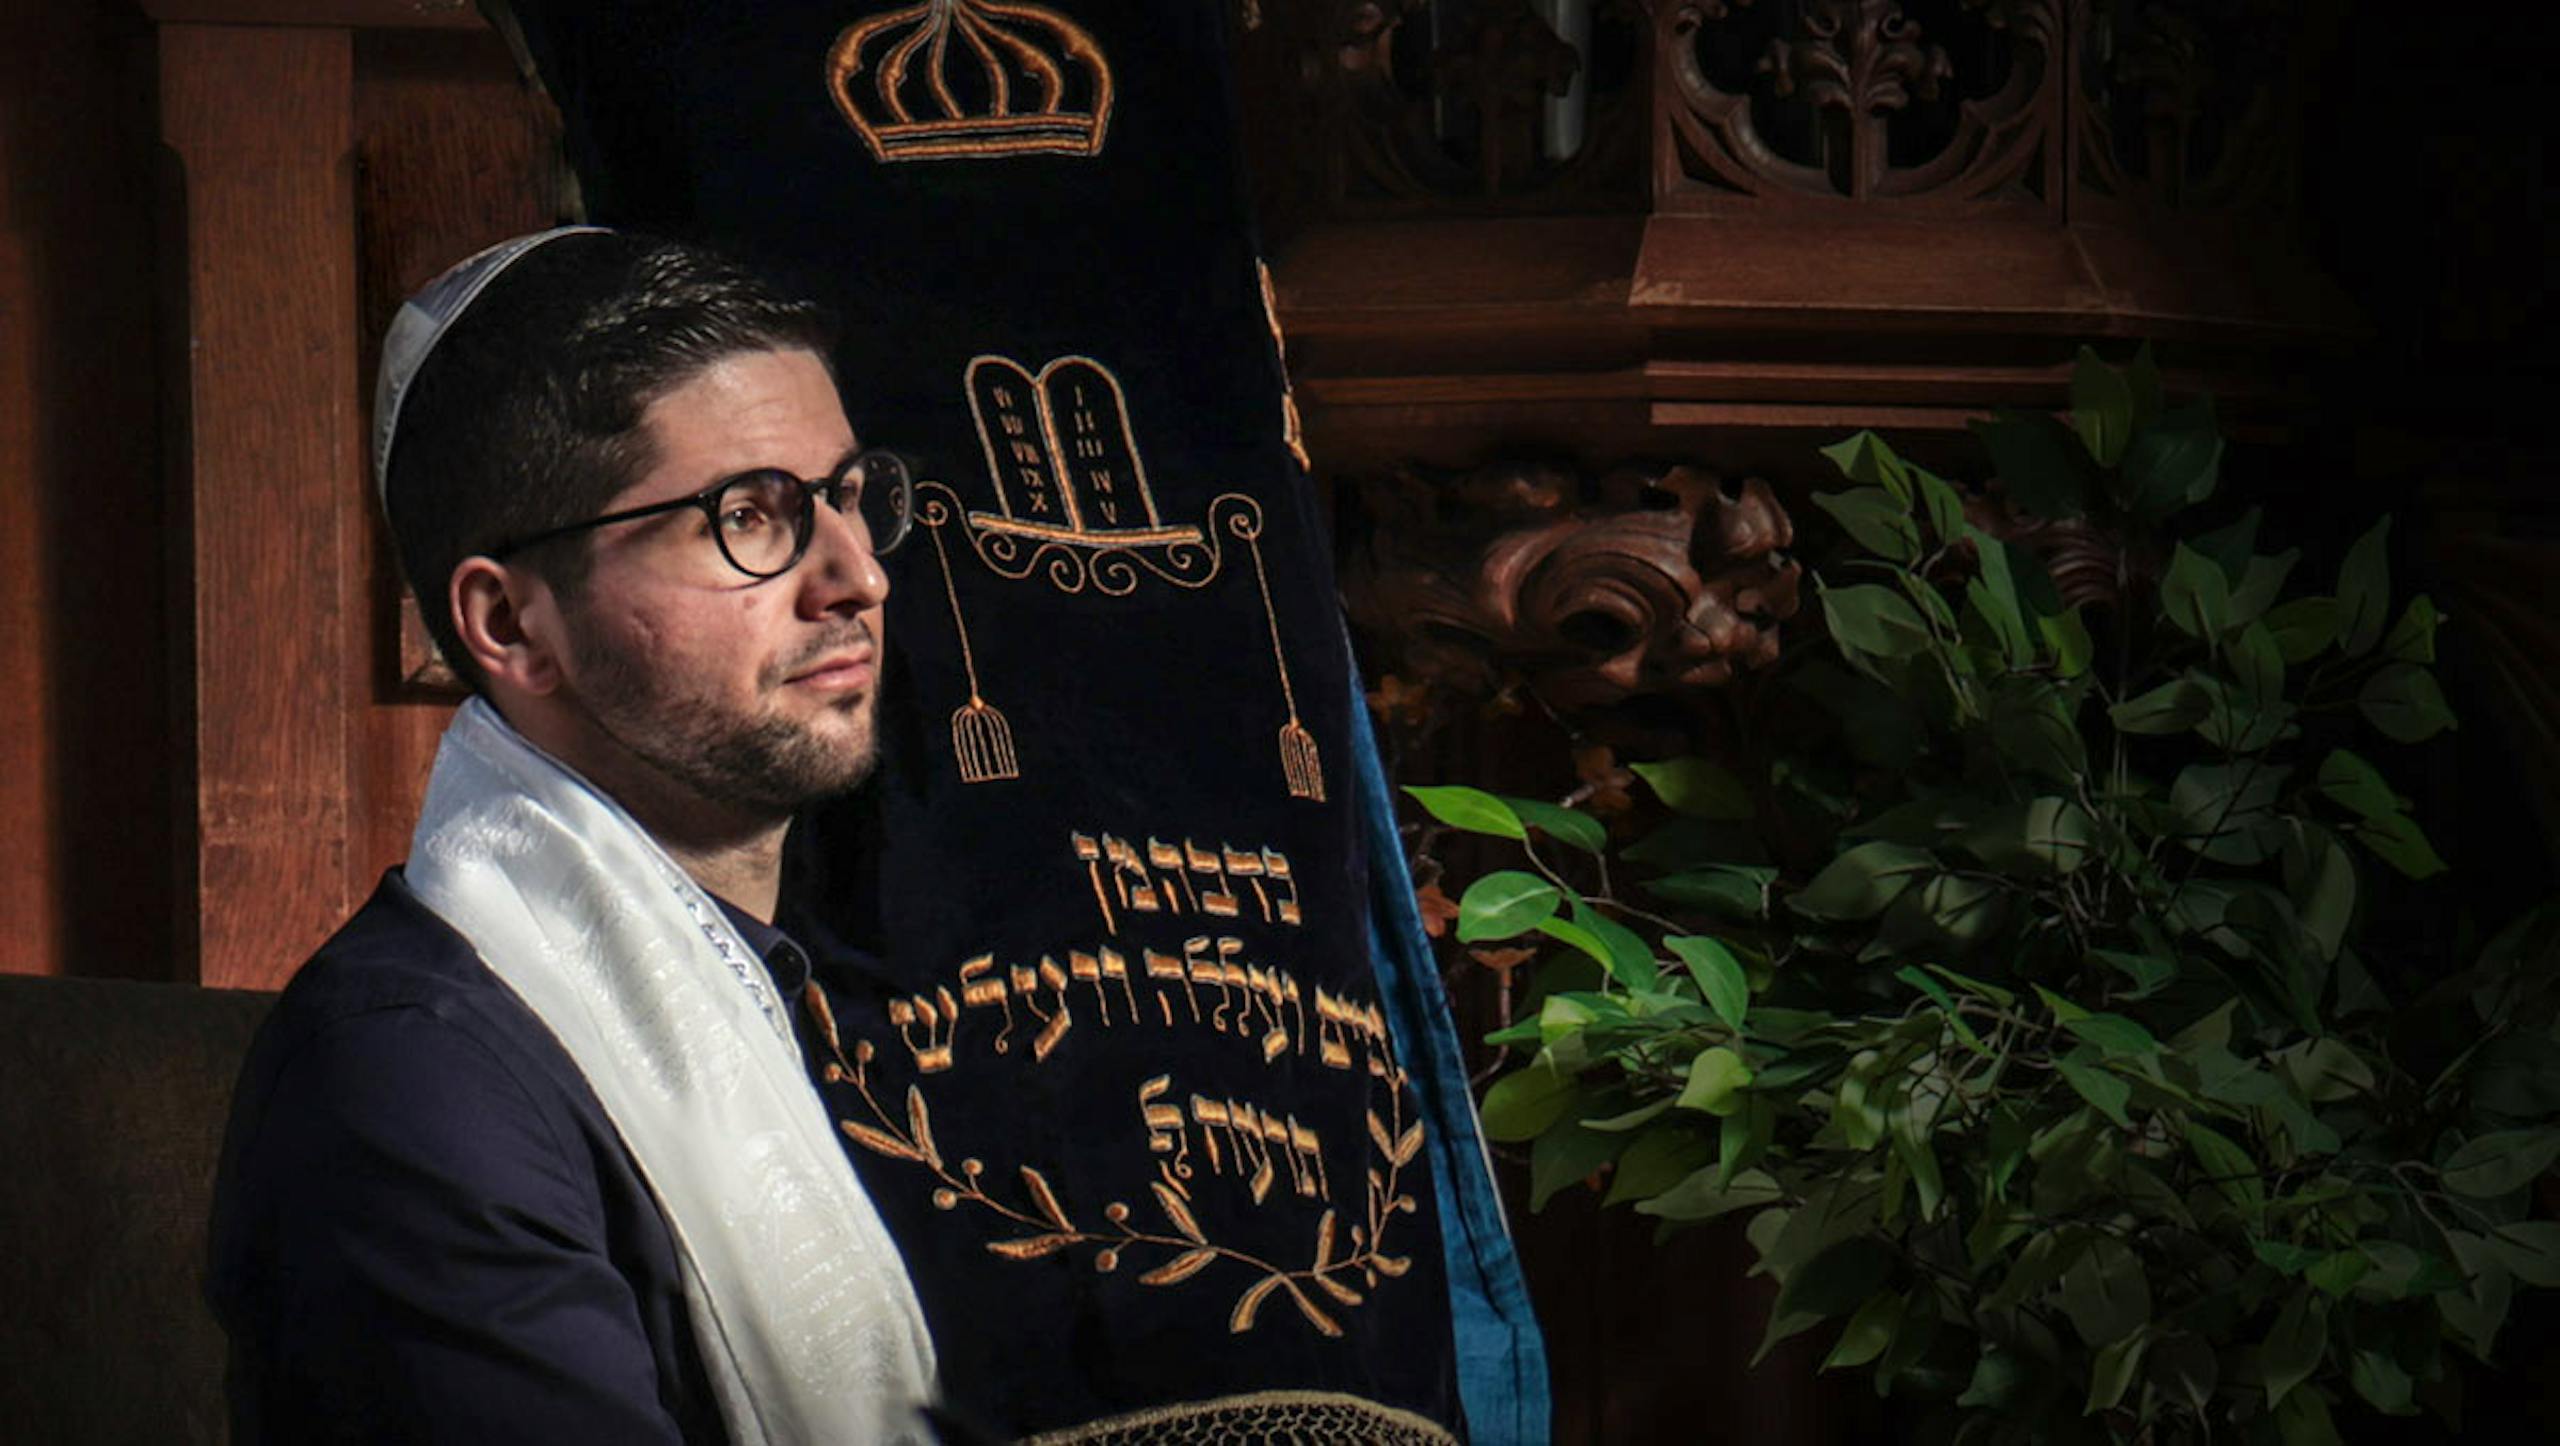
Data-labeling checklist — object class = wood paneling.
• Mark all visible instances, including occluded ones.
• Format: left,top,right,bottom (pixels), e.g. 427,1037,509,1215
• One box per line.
0,0,170,979
160,23,360,990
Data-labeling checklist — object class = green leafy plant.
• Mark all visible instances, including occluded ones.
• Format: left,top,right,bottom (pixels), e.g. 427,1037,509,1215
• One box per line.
1416,350,2560,1444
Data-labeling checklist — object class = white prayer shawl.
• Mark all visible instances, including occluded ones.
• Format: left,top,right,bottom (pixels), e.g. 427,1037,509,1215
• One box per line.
406,698,937,1445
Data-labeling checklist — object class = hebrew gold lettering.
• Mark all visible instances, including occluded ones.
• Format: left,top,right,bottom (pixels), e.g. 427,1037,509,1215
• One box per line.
958,953,1015,1056
1147,837,1196,912
1189,839,1240,919
1263,847,1302,926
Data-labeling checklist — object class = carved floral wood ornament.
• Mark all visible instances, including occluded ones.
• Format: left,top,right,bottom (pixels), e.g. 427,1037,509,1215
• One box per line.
1244,0,2309,223
1341,462,1801,710
1665,0,2057,209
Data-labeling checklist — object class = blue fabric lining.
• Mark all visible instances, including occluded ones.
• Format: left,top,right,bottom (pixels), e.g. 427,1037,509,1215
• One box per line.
1347,648,1552,1445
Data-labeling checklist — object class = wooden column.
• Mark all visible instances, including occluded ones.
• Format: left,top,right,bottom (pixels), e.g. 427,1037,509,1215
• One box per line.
159,24,360,989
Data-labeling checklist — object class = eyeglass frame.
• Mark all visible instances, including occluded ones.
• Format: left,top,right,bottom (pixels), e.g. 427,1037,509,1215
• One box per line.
485,447,914,580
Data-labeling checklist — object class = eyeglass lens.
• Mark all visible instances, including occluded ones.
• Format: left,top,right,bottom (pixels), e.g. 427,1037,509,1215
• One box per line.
709,453,913,578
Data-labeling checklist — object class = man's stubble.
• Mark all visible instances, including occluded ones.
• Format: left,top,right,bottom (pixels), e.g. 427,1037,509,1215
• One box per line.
566,611,882,816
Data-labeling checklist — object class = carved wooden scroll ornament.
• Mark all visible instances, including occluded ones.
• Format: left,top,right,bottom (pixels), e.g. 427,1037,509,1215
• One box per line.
1341,462,1800,710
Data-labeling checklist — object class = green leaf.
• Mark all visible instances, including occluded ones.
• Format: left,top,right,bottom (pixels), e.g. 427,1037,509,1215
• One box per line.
1675,1046,1754,1117
2350,809,2449,880
1402,785,1525,840
2057,1048,2135,1128
1635,1164,1781,1222
2184,1120,2266,1215
2070,345,2137,466
2282,823,2356,962
2091,948,2178,999
2041,606,2096,677
1642,866,1775,920
1814,488,1921,564
2229,549,2302,629
1888,1113,1946,1222
1529,1121,1625,1210
2279,1030,2379,1101
2442,1127,2560,1197
1823,1290,1904,1371
2111,677,2210,735
2162,544,2234,639
1894,966,1987,1053
1534,916,1621,979
1967,528,2039,666
1988,1226,2084,1310
1603,1125,1715,1205
2064,1012,2161,1059
2358,662,2457,743
2123,398,2223,514
1768,1238,1899,1357
1717,1093,1775,1186
1537,993,1603,1045
2274,1384,2343,1446
2354,1241,2462,1299
1456,870,1562,943
2254,1238,2323,1275
2265,596,2340,663
2126,344,2165,429
1957,1346,2037,1411
2227,621,2287,706
1820,584,1935,664
2086,1330,2150,1414
1789,841,1937,922
1914,466,1968,546
1959,796,2097,876
2262,1286,2327,1409
1499,795,1606,854
2316,748,2404,821
2489,1221,2560,1288
2348,1349,2416,1417
2336,517,2392,656
1571,903,1659,991
1991,680,2088,781
1900,872,2006,949
2171,761,2292,866
2061,1235,2151,1346
1580,1097,1674,1134
1666,936,1750,1033
1819,430,1912,502
1929,964,2016,1008
1479,1053,1576,1142
2383,593,2440,663
2439,1231,2513,1357
2305,1250,2370,1297
1627,757,1755,821
1972,408,2091,520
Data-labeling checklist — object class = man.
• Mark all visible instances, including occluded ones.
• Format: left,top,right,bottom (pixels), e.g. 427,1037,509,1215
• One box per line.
209,228,942,1444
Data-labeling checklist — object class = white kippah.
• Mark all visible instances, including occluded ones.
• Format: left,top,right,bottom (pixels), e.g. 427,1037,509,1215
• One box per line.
372,225,610,504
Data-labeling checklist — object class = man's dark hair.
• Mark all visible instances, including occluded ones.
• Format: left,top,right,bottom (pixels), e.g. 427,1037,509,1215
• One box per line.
382,231,835,692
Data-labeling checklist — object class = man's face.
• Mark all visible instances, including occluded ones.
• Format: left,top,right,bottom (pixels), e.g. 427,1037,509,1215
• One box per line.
547,347,890,818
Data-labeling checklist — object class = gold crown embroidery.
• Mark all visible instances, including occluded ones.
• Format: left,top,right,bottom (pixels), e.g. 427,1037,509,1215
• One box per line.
826,0,1116,163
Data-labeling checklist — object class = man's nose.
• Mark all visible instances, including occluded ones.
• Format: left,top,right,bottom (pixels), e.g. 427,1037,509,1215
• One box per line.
797,499,890,614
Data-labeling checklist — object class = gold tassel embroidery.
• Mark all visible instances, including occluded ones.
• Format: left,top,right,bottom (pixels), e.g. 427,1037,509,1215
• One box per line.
923,485,1020,783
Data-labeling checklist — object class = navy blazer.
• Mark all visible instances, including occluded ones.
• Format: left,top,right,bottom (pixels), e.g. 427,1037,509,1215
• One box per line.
208,871,731,1445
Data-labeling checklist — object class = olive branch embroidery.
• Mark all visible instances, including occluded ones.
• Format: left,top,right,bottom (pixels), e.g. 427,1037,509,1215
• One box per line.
804,984,1425,1336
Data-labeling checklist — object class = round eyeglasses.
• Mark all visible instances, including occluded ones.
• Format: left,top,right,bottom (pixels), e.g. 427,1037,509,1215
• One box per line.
490,449,914,580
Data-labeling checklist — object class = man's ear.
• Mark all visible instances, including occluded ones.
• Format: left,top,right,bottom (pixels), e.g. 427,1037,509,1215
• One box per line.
450,557,566,696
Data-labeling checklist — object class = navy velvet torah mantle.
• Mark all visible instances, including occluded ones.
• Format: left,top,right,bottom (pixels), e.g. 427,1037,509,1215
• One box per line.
494,3,1470,1440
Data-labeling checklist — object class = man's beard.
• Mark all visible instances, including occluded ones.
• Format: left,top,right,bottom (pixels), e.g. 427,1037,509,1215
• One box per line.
569,617,880,816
